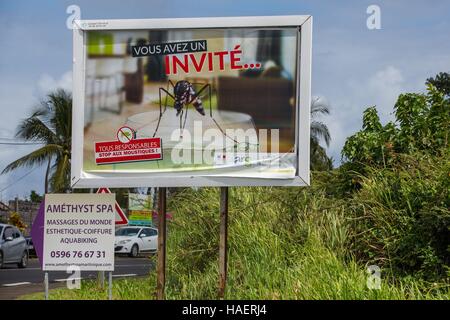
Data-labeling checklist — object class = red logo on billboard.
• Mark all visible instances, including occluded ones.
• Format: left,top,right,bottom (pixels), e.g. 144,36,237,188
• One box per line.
95,127,162,165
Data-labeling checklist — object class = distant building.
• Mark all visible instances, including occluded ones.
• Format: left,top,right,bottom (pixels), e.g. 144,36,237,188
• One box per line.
8,199,41,235
0,201,10,223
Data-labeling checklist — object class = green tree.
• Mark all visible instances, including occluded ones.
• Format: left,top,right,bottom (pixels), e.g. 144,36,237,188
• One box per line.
310,96,332,170
341,106,397,165
427,72,450,98
29,190,43,203
342,76,449,164
339,73,450,278
2,89,72,193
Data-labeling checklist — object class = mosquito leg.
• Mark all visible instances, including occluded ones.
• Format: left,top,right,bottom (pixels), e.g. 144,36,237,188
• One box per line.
161,87,176,114
159,87,175,102
153,88,164,137
154,87,175,137
182,104,189,132
191,83,208,102
179,109,184,139
163,81,169,113
207,83,212,117
164,80,177,112
203,83,240,147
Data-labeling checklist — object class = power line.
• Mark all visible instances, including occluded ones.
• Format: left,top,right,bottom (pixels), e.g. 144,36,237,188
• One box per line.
0,136,44,145
0,137,19,140
0,142,43,145
0,167,40,194
0,136,27,141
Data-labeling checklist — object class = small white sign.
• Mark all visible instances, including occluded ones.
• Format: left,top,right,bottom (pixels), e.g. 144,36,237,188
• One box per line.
43,193,116,271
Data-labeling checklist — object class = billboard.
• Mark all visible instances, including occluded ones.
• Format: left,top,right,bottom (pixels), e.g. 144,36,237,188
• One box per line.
71,16,312,188
41,194,115,271
128,193,153,226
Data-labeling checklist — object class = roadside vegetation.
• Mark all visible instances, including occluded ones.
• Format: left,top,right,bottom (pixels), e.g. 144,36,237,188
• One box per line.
19,73,450,300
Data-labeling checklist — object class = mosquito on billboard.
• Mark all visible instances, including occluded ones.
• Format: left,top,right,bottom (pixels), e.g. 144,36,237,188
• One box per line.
153,80,250,149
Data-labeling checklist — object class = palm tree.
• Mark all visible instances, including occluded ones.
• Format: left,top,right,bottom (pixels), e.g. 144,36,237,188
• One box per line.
310,96,332,170
2,89,72,193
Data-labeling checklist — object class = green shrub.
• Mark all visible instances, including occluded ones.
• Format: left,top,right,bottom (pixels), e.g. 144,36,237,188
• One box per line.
348,153,449,280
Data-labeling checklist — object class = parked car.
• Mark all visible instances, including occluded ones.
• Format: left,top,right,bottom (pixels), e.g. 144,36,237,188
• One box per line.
0,223,28,268
25,236,36,257
114,226,158,257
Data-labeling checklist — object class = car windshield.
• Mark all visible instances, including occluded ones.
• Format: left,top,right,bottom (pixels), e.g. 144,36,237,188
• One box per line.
0,226,3,235
115,228,140,236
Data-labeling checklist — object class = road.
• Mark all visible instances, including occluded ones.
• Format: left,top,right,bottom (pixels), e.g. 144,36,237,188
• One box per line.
0,256,154,299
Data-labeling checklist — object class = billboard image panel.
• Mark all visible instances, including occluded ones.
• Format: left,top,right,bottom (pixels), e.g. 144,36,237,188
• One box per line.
71,16,312,187
128,193,153,226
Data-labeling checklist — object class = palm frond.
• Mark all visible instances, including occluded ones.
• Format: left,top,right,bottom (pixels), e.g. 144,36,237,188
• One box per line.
48,90,72,143
3,89,73,191
310,140,333,170
311,121,331,147
311,96,330,118
1,144,62,174
49,152,70,192
16,116,56,142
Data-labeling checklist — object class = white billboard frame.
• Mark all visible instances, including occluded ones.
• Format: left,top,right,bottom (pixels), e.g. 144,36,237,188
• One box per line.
71,15,312,188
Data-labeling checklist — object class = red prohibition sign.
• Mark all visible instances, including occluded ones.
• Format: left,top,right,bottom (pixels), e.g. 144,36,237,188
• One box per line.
116,126,135,143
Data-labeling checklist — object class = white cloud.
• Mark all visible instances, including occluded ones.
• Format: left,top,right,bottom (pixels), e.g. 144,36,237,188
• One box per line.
365,66,405,123
36,71,72,95
321,66,407,165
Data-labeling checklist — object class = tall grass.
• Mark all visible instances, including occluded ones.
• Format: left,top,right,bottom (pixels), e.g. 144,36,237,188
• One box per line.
158,183,448,300
21,153,449,300
347,153,450,279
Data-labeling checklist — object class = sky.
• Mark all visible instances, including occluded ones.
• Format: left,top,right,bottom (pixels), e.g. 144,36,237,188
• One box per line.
0,0,449,200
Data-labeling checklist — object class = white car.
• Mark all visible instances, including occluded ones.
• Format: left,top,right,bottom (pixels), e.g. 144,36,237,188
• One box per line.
115,226,158,257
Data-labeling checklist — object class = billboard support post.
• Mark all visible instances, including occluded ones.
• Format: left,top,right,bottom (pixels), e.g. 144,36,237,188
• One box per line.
218,187,229,299
108,271,113,300
44,272,49,300
93,187,105,289
98,271,105,289
156,187,167,300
